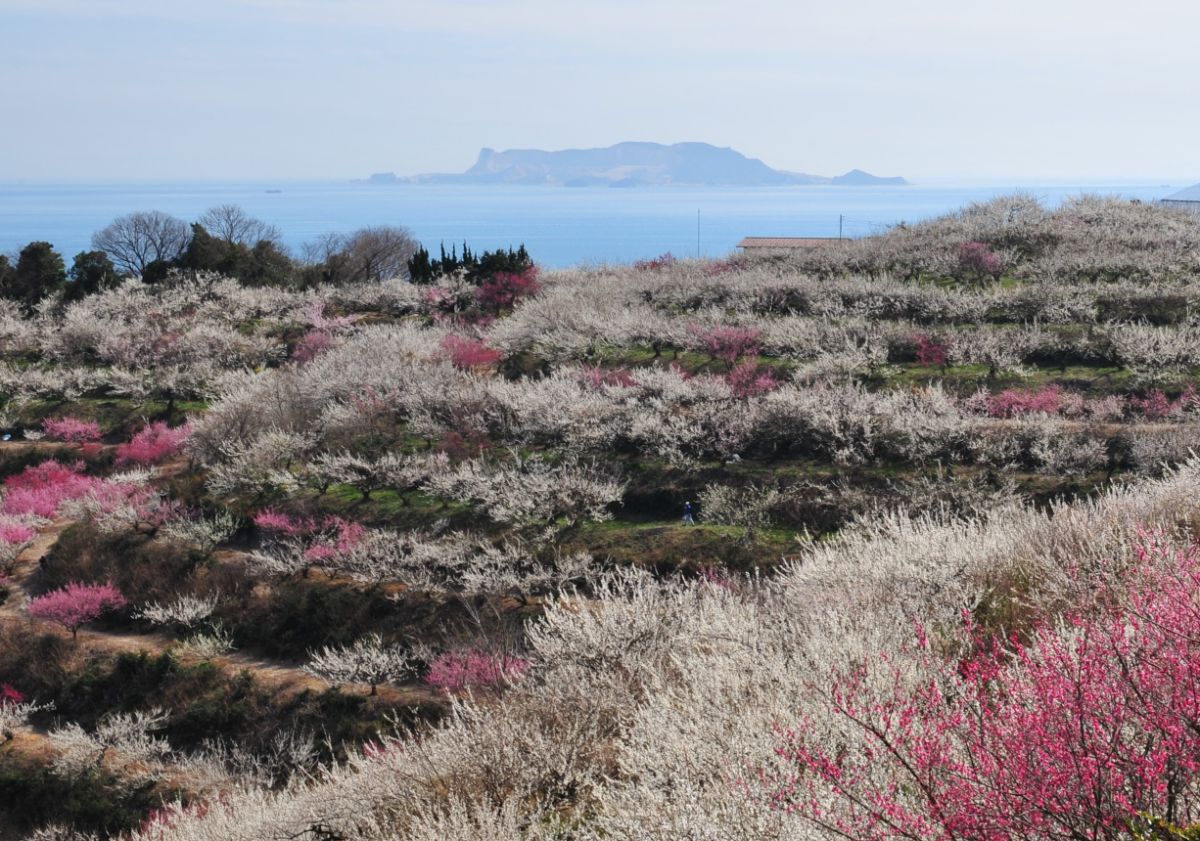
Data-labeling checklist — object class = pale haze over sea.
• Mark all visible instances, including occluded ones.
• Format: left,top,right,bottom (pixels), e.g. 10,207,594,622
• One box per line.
0,180,1183,269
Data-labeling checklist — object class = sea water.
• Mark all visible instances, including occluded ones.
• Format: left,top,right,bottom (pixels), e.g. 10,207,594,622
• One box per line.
0,179,1181,268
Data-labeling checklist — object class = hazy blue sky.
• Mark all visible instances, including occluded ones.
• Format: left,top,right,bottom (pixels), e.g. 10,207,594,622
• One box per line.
3,0,1198,181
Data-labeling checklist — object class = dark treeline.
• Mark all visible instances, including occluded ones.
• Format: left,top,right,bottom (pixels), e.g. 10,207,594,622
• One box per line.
0,205,531,309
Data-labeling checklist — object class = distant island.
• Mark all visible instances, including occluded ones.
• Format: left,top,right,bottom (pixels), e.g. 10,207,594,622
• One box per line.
363,142,908,187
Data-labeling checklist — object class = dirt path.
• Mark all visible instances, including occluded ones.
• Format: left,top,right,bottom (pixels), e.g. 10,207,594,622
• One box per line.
2,515,437,705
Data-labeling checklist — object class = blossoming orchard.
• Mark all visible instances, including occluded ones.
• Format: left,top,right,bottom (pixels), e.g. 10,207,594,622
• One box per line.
5,195,1200,838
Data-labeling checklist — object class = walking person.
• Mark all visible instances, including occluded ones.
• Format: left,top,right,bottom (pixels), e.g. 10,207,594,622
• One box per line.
682,500,695,526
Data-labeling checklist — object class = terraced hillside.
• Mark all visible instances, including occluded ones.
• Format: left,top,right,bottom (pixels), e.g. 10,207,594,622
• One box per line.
4,195,1200,839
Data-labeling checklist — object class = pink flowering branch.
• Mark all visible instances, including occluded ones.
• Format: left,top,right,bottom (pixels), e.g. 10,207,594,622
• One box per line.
767,534,1200,840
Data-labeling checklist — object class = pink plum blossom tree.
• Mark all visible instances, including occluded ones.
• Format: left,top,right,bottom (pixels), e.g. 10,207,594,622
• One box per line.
28,581,127,640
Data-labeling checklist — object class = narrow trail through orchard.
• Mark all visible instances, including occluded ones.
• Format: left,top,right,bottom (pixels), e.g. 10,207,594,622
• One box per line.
0,448,439,706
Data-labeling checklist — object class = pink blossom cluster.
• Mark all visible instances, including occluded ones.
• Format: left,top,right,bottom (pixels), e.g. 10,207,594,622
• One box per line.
2,460,102,518
958,240,1004,279
579,365,637,390
254,509,364,561
302,518,365,562
0,522,37,547
1,460,158,522
1130,385,1198,420
425,649,530,692
27,581,127,639
476,267,541,312
912,332,951,366
974,385,1197,421
689,325,763,367
441,335,505,370
304,301,357,332
291,329,336,363
770,533,1200,839
116,422,193,465
41,416,102,443
725,362,781,398
985,383,1070,418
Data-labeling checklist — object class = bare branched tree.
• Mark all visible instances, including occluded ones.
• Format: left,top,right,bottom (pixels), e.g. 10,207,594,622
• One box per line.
199,204,282,247
91,211,192,276
302,226,419,284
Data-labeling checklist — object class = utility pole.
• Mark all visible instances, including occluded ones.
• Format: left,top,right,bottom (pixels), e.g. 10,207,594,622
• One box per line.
839,214,844,240
697,208,701,258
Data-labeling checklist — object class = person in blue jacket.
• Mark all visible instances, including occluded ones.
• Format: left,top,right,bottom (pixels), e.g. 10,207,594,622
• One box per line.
682,500,695,525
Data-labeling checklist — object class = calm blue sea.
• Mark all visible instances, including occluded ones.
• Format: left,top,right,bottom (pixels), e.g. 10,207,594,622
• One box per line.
0,180,1183,268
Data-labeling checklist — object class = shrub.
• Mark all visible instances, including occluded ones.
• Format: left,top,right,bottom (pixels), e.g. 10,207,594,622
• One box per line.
115,422,193,465
27,581,127,640
425,649,529,692
41,416,102,443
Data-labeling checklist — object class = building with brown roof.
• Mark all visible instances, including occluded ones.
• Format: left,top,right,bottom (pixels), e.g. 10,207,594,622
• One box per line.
736,236,845,252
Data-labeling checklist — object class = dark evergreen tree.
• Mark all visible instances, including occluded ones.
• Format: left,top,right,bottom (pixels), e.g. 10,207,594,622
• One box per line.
66,250,120,301
3,241,67,308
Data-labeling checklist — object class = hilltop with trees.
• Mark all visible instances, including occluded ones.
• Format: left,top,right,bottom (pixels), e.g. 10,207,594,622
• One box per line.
4,195,1200,838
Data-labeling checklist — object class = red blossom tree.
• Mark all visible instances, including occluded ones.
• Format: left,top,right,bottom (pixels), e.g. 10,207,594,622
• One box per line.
958,241,1004,282
0,683,23,707
986,384,1064,418
476,267,540,312
27,581,126,640
116,422,193,465
633,253,678,271
768,533,1200,840
690,325,763,369
913,333,950,367
41,416,102,443
441,335,504,370
291,329,336,363
725,362,781,398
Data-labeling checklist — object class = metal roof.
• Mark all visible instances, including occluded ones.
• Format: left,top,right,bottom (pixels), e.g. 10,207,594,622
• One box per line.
736,237,844,249
1163,183,1200,203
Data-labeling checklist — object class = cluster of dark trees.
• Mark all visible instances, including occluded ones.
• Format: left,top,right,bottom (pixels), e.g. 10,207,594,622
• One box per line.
0,205,442,309
407,242,532,284
0,243,120,309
